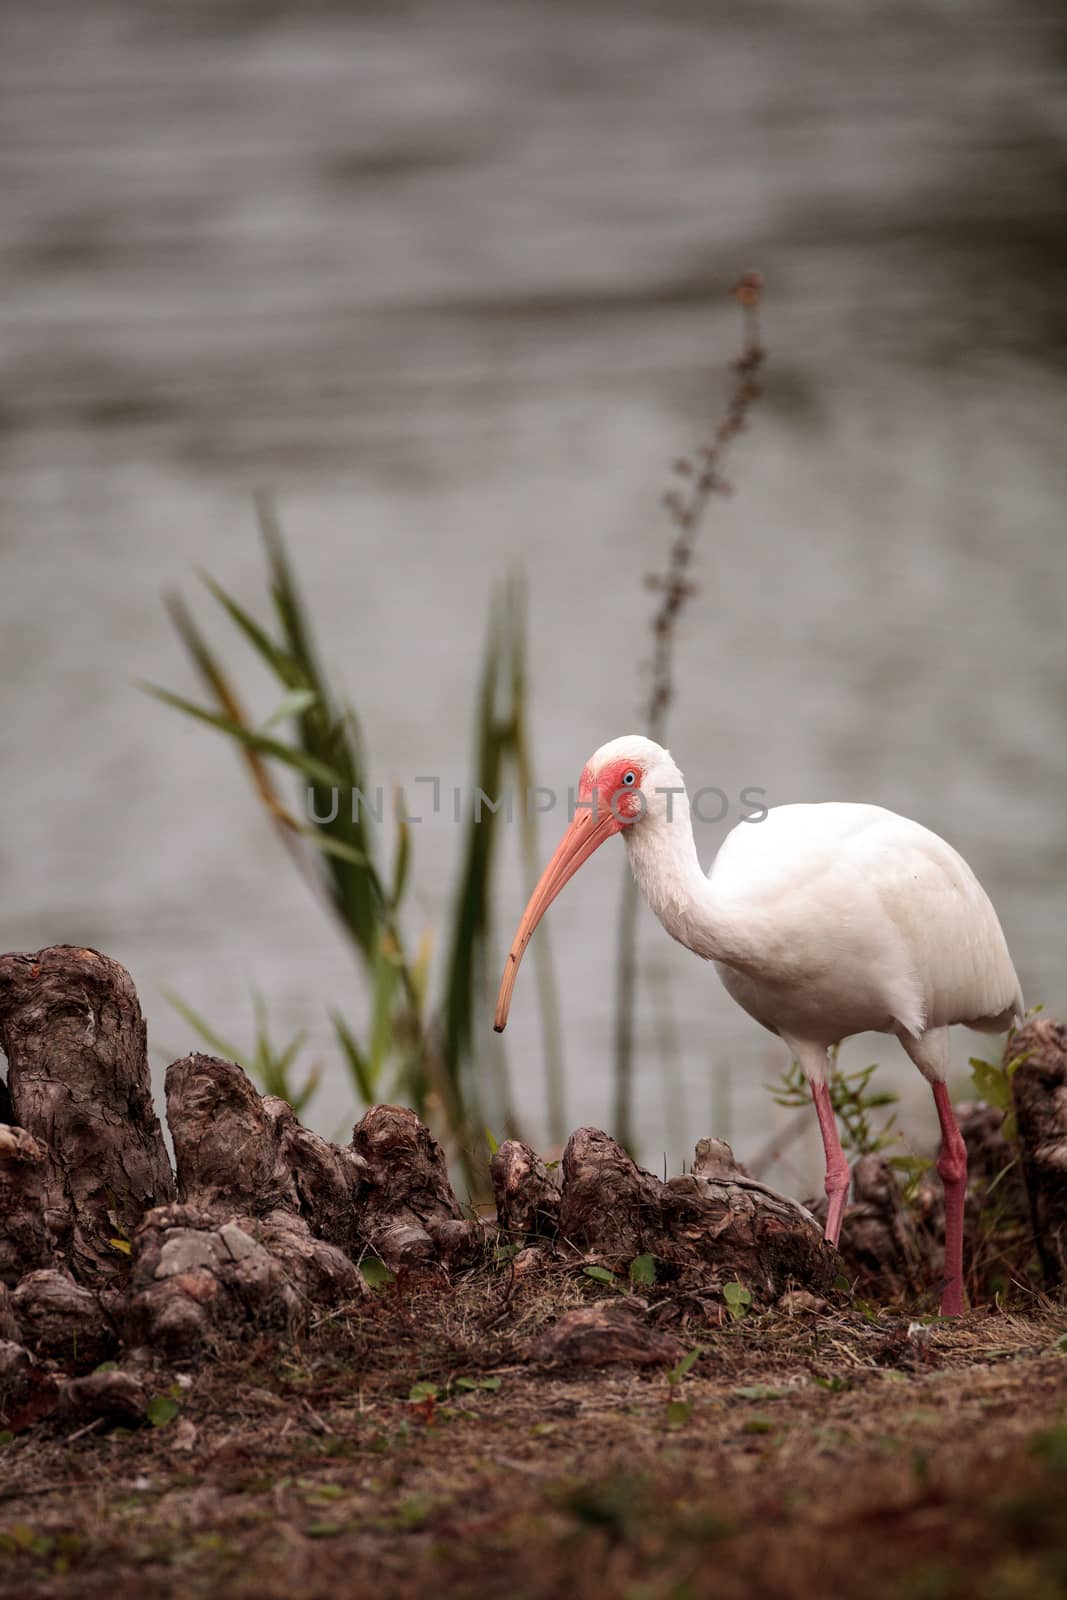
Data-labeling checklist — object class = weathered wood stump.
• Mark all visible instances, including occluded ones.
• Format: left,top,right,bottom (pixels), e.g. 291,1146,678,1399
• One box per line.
656,1137,839,1302
351,1104,482,1271
0,941,1061,1420
502,1126,840,1307
264,1095,368,1255
124,1204,304,1362
491,1140,561,1241
166,1053,290,1214
0,947,174,1282
0,1282,20,1343
559,1127,662,1257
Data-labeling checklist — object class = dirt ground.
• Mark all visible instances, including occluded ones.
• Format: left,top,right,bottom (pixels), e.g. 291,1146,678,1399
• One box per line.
2,1274,1066,1600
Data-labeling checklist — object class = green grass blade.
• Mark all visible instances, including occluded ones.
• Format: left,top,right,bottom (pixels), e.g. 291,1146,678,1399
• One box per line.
332,1010,377,1105
252,496,381,965
262,688,320,730
391,800,412,910
198,571,303,689
163,989,246,1065
139,683,347,788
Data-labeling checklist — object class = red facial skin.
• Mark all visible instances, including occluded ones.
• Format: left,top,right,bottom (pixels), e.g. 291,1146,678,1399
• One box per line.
577,758,646,825
493,755,646,1031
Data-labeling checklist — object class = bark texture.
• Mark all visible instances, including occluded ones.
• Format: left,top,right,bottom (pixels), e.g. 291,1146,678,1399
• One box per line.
656,1138,839,1302
0,1282,20,1343
1011,1018,1067,1287
559,1127,662,1257
351,1104,482,1270
12,1268,115,1366
491,1139,561,1242
0,947,174,1281
0,1341,37,1415
0,1124,52,1287
124,1204,303,1362
532,1300,684,1368
263,1095,367,1253
167,1054,291,1215
555,1128,839,1305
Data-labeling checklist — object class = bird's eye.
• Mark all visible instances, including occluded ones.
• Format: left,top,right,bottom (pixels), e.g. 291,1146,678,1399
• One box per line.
622,770,637,786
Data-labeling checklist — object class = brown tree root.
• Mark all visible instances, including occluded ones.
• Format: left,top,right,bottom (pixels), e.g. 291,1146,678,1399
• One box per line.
0,1283,19,1343
58,1368,148,1427
263,1096,368,1255
351,1104,482,1271
532,1299,684,1368
11,1268,116,1367
491,1140,561,1242
123,1205,306,1363
0,943,1062,1410
655,1138,839,1301
0,947,174,1281
534,1128,840,1307
0,1125,51,1287
1011,1018,1067,1287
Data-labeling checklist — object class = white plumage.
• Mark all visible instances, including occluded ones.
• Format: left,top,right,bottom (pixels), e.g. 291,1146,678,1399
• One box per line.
495,733,1024,1316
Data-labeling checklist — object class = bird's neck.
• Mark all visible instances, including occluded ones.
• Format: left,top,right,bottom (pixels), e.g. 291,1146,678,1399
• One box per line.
622,792,749,967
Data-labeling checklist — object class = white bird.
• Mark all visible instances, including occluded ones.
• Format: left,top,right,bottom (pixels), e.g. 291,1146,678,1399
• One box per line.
494,735,1023,1317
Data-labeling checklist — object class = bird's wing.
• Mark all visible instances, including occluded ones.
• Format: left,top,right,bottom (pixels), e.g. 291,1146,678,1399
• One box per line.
860,816,1024,1032
708,803,1021,1038
709,804,927,1031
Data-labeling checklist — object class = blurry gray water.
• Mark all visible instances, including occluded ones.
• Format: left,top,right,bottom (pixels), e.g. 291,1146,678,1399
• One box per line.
1,0,1065,1188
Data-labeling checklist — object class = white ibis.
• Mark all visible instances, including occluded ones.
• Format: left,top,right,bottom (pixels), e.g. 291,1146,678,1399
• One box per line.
494,735,1023,1316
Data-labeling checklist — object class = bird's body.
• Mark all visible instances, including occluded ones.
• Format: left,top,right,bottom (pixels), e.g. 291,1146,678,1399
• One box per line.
627,792,1022,1054
494,734,1024,1317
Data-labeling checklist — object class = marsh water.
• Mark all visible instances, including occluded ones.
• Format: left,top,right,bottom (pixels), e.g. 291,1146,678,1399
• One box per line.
2,0,1065,1184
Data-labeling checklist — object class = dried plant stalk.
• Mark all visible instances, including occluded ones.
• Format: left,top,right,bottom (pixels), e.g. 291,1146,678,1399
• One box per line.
614,274,765,1150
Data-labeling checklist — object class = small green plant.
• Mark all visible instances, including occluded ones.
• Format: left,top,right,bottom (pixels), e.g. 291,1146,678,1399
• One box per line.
582,1264,619,1289
582,1257,658,1295
146,1395,180,1428
666,1347,702,1386
771,1049,899,1158
1030,1424,1067,1473
723,1280,752,1322
741,1414,774,1435
628,1253,657,1289
969,1037,1035,1143
358,1256,395,1290
664,1346,702,1426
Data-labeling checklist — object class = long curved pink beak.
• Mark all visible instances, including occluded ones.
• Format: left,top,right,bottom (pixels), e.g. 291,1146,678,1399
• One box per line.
494,803,621,1031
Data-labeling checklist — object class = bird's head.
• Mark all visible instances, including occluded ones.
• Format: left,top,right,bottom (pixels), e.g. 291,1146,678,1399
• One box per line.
493,734,681,1031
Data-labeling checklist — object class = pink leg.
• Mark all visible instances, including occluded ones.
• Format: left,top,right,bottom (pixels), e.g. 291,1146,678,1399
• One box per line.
933,1081,967,1317
811,1080,851,1247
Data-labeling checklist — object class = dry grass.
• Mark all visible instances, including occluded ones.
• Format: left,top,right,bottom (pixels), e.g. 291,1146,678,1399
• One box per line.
1,1271,1066,1600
